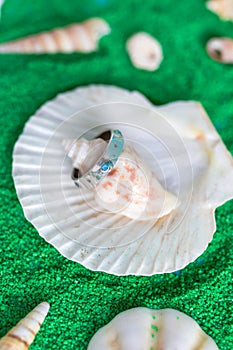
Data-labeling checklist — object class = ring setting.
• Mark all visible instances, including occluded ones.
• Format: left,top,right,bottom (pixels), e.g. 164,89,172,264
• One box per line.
72,129,124,189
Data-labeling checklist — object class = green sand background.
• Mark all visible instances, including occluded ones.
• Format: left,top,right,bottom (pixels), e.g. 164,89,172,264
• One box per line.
0,0,232,349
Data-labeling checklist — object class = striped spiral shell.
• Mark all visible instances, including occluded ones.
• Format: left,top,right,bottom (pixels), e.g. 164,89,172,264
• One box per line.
0,18,110,53
0,302,50,349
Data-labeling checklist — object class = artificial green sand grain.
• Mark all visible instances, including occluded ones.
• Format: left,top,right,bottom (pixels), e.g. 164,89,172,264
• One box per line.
0,0,232,349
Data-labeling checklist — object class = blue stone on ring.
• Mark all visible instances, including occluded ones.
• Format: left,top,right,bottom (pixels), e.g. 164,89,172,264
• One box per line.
101,161,113,173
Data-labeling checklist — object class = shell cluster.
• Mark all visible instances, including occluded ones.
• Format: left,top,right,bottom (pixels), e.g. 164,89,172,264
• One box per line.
0,18,110,54
12,85,233,275
0,302,50,350
87,307,219,350
3,0,231,345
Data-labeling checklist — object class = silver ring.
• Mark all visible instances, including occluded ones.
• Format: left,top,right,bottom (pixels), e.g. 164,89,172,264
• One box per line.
72,129,124,189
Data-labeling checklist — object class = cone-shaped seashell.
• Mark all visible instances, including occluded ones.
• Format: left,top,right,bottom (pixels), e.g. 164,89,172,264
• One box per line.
12,85,233,275
63,138,177,220
0,18,110,53
95,144,177,220
0,302,50,350
206,37,233,63
126,32,163,71
206,0,233,21
88,308,219,350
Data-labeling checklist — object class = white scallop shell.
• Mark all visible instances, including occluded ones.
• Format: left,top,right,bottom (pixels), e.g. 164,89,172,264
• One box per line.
207,0,233,21
126,32,163,71
87,307,219,350
12,85,233,275
0,302,50,349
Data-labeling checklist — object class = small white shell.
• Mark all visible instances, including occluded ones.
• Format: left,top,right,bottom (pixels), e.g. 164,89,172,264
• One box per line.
207,0,233,21
0,18,110,53
12,85,233,275
0,302,50,349
87,307,218,350
206,37,233,63
126,32,163,71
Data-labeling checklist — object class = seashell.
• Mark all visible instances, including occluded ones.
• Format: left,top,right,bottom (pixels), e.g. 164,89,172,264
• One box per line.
96,144,177,220
0,18,110,53
63,138,177,220
12,85,233,275
206,0,233,21
0,1,4,19
87,307,219,349
126,32,163,71
0,302,50,349
206,37,233,63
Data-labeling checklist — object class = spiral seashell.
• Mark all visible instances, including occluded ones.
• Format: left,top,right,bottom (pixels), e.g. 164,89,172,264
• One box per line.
206,37,233,63
206,0,233,21
0,302,50,349
126,32,163,71
88,307,219,350
0,18,110,53
63,137,177,220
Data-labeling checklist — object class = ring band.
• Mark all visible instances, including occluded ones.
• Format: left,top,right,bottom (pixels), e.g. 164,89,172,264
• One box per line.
72,129,124,189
